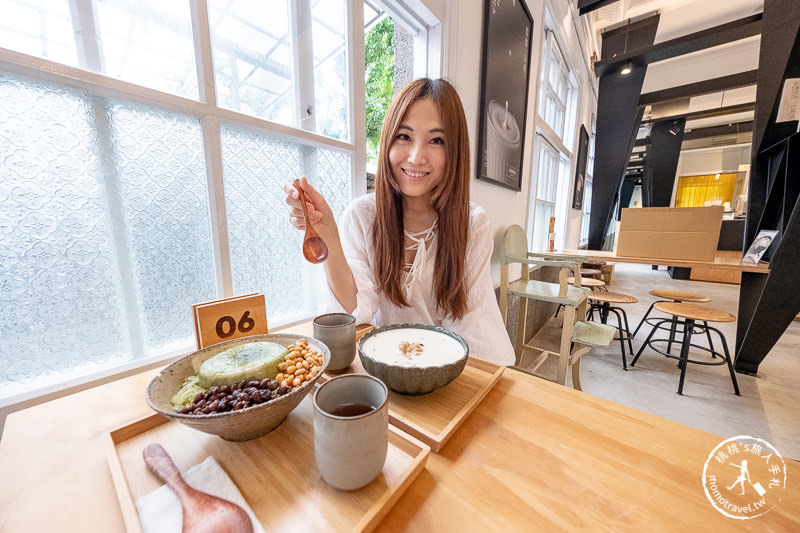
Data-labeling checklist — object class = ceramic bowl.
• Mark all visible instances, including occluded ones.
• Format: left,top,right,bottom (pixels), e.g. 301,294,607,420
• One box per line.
146,333,329,441
357,323,469,395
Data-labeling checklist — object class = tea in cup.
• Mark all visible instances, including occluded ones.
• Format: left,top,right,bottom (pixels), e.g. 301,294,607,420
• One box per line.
312,374,388,490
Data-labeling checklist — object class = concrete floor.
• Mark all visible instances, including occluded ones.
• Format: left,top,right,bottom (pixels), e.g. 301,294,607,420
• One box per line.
523,262,800,461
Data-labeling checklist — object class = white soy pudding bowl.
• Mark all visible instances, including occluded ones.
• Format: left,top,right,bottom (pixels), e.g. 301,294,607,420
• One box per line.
312,374,389,490
357,323,469,395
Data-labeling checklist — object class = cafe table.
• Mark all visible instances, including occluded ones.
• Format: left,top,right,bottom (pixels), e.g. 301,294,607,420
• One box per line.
549,248,771,273
1,323,798,532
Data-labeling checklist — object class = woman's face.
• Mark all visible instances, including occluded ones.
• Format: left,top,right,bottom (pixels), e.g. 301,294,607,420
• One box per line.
388,97,447,202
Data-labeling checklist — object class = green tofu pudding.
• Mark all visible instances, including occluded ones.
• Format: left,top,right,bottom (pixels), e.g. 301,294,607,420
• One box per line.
171,341,287,409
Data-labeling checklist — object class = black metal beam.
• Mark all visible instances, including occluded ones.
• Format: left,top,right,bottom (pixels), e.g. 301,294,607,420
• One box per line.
589,14,659,249
736,134,800,374
735,0,800,375
643,119,685,207
578,0,619,16
595,14,762,77
639,70,758,107
752,7,800,154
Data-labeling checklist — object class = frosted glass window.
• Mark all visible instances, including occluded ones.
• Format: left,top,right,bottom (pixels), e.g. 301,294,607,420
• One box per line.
1,73,129,395
221,126,351,325
0,0,401,406
107,102,216,350
0,72,215,399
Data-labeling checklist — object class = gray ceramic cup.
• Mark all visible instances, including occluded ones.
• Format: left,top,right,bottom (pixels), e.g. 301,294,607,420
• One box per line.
312,374,388,490
313,313,356,373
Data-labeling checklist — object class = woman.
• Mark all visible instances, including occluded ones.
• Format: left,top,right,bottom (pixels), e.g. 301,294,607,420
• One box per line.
285,78,514,365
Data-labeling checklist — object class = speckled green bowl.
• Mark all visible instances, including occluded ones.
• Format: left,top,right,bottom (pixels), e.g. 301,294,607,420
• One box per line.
357,323,469,395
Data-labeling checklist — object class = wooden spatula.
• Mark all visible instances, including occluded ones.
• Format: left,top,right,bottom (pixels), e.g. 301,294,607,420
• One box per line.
143,443,254,533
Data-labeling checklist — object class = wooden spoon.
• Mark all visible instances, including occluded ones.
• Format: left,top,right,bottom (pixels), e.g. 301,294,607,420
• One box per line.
143,443,254,533
293,179,329,263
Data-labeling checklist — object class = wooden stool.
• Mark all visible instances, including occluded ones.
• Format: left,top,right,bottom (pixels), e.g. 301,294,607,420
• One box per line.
580,268,602,279
632,290,713,349
567,276,606,291
631,302,740,395
583,261,607,270
587,291,638,369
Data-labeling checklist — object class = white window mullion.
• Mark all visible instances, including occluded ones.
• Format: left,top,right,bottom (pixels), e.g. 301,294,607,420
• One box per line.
190,0,217,105
292,0,316,132
349,0,366,196
191,0,230,298
200,114,232,299
70,0,103,71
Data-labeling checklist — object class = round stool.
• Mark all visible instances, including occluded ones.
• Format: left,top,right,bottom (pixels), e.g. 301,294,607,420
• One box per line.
632,289,711,339
580,268,602,279
583,261,607,270
567,276,606,291
587,291,638,370
631,302,740,396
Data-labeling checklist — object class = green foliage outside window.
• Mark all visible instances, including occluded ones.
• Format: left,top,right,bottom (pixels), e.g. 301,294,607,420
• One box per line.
364,17,395,167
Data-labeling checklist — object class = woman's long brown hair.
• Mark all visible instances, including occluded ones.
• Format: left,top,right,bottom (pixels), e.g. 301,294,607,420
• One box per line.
372,78,470,319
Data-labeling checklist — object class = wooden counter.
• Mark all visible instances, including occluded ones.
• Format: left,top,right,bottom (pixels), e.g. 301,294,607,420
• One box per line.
1,333,797,530
554,249,770,273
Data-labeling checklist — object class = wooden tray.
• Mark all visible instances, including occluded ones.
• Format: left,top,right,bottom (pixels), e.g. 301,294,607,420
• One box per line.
323,356,504,453
104,395,430,533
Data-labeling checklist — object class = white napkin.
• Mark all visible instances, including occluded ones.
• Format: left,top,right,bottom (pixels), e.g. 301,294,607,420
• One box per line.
136,456,265,533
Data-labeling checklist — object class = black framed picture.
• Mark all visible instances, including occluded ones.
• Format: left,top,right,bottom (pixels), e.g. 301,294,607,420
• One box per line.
572,125,589,210
476,0,534,191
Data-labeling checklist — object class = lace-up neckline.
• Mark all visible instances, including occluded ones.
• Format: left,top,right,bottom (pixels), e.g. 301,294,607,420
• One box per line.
403,219,437,298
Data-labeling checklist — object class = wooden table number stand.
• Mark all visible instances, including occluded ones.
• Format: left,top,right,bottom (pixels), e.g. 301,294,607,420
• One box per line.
192,294,268,349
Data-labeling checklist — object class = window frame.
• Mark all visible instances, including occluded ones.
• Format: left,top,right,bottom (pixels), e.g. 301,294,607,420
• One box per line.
529,16,579,252
1,0,360,297
0,0,361,408
540,30,569,140
0,0,444,411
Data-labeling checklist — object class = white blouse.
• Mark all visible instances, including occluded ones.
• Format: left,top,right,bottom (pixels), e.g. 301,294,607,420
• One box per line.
320,194,515,366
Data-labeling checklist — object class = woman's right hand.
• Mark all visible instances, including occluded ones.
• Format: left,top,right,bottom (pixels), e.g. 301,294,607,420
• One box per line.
283,177,337,242
284,177,357,312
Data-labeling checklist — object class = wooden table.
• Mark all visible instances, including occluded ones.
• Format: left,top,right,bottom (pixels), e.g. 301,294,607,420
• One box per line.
2,331,797,531
553,249,771,273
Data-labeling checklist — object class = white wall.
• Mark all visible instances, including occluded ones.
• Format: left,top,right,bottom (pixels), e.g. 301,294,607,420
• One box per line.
424,0,598,283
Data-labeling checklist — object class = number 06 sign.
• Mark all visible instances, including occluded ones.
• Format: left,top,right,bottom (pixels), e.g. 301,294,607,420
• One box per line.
192,294,268,349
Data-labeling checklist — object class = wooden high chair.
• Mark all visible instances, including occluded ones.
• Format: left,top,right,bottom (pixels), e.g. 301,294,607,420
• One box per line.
499,225,616,390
